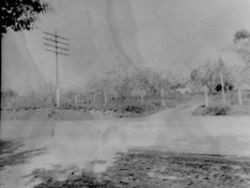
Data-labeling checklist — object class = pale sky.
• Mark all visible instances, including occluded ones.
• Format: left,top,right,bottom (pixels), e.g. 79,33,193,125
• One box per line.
2,0,250,93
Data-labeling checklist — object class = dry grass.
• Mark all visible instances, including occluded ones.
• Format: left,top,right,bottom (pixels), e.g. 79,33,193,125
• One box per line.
193,90,250,116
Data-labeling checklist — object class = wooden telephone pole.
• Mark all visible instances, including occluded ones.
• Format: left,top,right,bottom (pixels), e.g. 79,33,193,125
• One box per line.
218,57,226,104
43,30,70,108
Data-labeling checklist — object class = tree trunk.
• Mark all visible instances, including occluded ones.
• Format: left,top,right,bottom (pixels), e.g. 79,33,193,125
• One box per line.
160,88,166,106
104,92,108,106
238,87,242,106
205,88,208,107
74,94,78,107
220,71,226,104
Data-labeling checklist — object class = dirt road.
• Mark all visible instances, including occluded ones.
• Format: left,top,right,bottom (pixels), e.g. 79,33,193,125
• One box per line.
1,106,250,187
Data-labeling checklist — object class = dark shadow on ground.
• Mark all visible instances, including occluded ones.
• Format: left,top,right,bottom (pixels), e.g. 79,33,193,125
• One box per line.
0,139,46,171
29,165,116,188
29,149,250,188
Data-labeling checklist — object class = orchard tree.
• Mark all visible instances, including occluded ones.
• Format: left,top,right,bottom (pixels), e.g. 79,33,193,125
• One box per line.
233,29,250,65
234,29,250,43
1,0,50,37
190,59,233,94
131,69,163,97
190,61,218,93
231,29,250,105
230,65,250,106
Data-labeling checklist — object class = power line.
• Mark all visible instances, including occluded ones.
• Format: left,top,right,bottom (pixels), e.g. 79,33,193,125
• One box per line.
43,37,70,46
43,31,69,41
44,43,70,51
44,48,70,56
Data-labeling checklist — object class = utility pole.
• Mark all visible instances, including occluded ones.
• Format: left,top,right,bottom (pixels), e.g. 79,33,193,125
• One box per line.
43,30,70,108
220,71,226,104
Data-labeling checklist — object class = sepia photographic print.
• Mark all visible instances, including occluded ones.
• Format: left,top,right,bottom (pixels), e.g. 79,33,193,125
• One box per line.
1,0,250,187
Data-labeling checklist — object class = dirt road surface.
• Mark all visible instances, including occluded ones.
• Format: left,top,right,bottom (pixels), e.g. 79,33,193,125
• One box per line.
1,105,250,187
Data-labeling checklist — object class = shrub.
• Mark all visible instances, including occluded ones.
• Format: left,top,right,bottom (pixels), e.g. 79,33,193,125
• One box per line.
193,104,231,116
1,89,18,98
124,105,144,114
1,89,18,109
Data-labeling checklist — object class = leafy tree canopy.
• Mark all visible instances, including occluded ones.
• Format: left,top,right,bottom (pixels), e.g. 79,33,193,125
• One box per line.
234,29,250,43
233,29,250,64
1,0,50,37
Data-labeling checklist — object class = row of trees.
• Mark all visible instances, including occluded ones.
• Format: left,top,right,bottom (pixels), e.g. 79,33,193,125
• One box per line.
82,58,249,108
86,29,250,107
84,69,184,107
190,29,250,106
190,59,250,105
81,28,250,107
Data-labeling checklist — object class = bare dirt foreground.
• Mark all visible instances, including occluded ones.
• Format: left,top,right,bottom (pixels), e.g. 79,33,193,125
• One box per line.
1,105,250,187
32,150,250,188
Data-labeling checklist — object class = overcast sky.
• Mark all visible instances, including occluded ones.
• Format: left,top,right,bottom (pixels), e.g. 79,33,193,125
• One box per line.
2,0,250,93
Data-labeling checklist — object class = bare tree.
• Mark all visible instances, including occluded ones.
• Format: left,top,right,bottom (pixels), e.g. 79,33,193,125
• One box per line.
230,66,250,106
